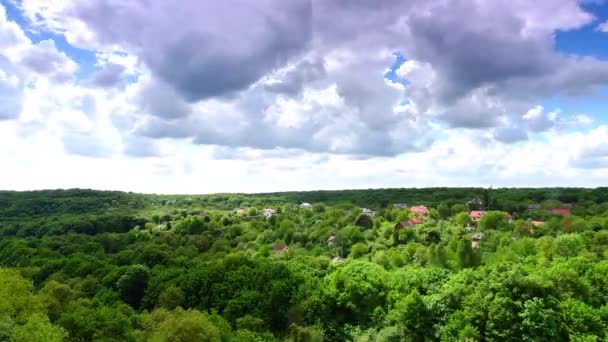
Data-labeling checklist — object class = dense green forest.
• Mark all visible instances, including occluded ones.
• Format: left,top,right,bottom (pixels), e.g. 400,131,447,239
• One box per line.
1,187,608,341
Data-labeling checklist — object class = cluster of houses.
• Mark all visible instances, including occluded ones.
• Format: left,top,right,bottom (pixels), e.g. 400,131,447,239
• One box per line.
256,199,576,255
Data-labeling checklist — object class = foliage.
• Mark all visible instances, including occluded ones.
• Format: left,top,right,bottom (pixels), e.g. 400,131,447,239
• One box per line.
0,188,607,340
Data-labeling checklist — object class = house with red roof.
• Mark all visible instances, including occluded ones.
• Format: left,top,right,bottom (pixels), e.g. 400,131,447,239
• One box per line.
394,217,424,231
410,205,429,216
469,210,486,221
273,244,288,253
551,208,571,216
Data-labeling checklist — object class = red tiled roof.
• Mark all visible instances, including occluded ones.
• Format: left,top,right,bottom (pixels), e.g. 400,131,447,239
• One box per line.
409,217,424,224
531,221,545,226
327,235,336,242
273,244,288,252
410,205,429,215
469,210,486,219
551,208,571,216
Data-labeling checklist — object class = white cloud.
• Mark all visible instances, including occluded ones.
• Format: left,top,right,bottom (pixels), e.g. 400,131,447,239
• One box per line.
0,0,607,192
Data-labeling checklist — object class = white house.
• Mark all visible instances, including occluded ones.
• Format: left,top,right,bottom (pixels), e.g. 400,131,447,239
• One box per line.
361,208,376,217
300,202,313,209
263,208,277,219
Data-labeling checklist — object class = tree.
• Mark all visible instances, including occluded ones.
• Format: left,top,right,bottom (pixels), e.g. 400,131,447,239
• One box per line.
519,298,558,341
451,204,467,215
454,212,471,227
0,269,46,323
325,261,388,325
350,243,369,258
438,204,451,219
138,308,221,342
9,314,67,342
553,234,584,259
116,265,150,308
457,239,477,268
385,290,433,340
158,286,185,310
478,211,509,231
355,214,373,230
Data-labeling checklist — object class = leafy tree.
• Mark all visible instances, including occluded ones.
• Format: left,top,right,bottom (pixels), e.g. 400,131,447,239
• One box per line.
325,261,388,325
138,308,221,342
9,314,67,342
355,214,373,230
116,264,150,308
438,204,451,219
158,285,185,310
554,234,584,259
454,212,471,227
479,211,510,231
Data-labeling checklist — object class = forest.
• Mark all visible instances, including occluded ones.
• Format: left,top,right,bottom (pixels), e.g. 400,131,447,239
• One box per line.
1,187,608,341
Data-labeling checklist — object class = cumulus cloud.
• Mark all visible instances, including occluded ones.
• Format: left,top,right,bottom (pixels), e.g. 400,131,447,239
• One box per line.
14,0,608,157
597,20,608,32
90,62,125,88
21,39,77,82
0,55,24,120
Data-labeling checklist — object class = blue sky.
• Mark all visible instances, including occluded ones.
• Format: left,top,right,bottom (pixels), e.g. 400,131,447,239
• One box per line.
0,0,607,193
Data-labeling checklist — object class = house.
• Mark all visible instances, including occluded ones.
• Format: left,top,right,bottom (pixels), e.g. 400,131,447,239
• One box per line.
361,208,376,217
531,221,545,226
527,204,541,210
331,256,345,263
394,203,408,209
464,224,476,232
410,205,429,216
300,202,313,209
273,244,288,253
327,235,336,246
471,232,484,248
394,217,424,231
467,198,483,206
263,208,277,219
563,203,573,208
551,208,571,216
236,208,247,216
469,210,486,221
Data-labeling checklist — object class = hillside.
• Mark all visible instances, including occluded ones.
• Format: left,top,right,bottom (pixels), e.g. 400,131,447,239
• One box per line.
1,188,608,341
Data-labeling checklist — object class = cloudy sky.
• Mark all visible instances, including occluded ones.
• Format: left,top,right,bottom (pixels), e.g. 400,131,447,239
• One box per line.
0,0,607,193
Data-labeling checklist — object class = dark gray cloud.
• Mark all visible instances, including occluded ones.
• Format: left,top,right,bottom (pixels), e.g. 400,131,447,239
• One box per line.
91,62,125,87
70,0,313,101
264,57,326,94
137,80,191,119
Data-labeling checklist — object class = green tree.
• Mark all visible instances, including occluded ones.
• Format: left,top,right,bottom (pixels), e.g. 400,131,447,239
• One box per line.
355,214,373,230
139,308,221,342
9,314,67,342
438,204,451,219
158,286,185,310
116,265,150,308
554,234,584,259
454,212,471,227
478,211,509,231
325,261,388,325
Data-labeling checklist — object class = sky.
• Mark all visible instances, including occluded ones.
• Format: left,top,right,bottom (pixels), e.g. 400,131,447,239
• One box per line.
0,0,607,194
